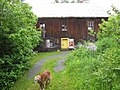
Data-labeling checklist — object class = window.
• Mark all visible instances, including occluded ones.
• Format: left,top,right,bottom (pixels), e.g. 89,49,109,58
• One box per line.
40,23,45,29
87,21,94,30
87,21,95,41
40,23,46,38
62,24,67,31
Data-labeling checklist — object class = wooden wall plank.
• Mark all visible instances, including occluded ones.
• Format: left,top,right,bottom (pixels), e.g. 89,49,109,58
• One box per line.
38,17,107,44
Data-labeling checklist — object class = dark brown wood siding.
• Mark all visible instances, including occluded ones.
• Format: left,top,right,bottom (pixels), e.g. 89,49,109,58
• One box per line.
37,17,107,44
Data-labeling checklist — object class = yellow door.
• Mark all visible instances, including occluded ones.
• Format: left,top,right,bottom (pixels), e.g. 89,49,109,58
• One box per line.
61,38,69,49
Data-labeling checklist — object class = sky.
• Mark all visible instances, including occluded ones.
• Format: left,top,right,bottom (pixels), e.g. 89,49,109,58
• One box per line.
24,0,120,5
24,0,120,11
24,0,53,4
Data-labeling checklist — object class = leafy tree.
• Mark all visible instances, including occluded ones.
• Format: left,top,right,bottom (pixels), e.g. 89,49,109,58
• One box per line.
98,6,120,40
94,6,120,89
65,6,120,90
0,0,41,89
97,6,120,52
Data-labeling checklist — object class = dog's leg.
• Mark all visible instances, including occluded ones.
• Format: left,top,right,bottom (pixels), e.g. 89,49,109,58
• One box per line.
48,78,51,86
40,83,44,90
42,84,45,90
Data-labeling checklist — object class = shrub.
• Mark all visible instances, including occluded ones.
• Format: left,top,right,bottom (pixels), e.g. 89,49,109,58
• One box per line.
84,47,120,90
65,47,99,90
64,7,120,90
0,0,41,89
96,37,118,52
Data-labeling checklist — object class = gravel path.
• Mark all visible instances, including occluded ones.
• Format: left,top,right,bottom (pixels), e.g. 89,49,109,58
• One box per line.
53,58,66,72
28,51,70,79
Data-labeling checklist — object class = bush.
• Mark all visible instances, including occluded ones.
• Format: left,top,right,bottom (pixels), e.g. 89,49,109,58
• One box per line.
81,47,120,90
96,37,118,52
65,43,120,90
64,7,120,90
97,16,120,40
0,0,41,89
65,47,99,90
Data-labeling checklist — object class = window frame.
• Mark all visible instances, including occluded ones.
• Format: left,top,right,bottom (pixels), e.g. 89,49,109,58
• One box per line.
61,24,67,31
87,21,94,31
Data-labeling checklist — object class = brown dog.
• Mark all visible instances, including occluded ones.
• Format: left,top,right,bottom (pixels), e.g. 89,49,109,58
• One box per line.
34,70,51,90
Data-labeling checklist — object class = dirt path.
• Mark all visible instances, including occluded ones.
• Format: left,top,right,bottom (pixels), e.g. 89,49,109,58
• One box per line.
28,51,70,79
53,58,66,72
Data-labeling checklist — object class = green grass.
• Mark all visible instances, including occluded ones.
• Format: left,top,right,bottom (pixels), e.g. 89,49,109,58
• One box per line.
10,50,97,90
36,57,65,90
11,47,119,90
10,51,60,90
26,55,68,90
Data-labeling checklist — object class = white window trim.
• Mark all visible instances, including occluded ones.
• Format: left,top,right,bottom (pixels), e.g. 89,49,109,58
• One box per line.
87,21,94,30
40,23,46,38
62,24,67,31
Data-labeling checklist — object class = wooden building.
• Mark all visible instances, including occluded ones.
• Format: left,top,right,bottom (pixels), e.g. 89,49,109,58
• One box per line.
35,3,109,48
24,0,120,50
37,17,107,44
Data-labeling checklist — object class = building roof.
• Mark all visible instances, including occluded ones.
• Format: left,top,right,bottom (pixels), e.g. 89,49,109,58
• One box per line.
24,0,120,18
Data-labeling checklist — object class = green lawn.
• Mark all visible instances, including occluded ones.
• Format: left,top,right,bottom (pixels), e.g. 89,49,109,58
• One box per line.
11,49,118,90
10,51,61,90
10,50,96,90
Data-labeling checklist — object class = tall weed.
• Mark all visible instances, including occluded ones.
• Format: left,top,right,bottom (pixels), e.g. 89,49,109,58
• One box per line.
64,40,120,89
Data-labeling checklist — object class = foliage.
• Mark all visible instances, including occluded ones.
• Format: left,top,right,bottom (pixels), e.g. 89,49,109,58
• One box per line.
6,6,120,90
96,37,118,52
10,47,120,90
98,15,120,40
97,7,120,52
64,7,120,90
64,44,119,89
93,47,120,90
0,0,41,89
65,47,99,90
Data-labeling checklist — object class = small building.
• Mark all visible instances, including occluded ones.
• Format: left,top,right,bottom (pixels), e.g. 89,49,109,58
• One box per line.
24,1,119,50
35,3,109,49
